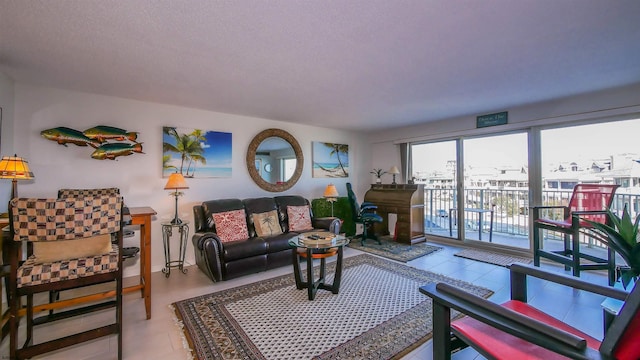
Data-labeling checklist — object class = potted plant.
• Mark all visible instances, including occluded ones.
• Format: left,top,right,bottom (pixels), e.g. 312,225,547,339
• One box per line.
370,168,386,184
585,206,640,289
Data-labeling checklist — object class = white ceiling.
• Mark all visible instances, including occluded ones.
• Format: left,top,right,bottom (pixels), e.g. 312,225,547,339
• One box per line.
2,1,640,133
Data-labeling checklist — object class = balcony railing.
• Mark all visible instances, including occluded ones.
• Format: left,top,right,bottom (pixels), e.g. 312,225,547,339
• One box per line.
424,187,640,248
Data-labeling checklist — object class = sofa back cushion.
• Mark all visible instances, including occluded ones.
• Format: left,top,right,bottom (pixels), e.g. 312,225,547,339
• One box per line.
200,199,245,233
275,196,311,232
243,197,279,238
212,209,249,242
252,210,283,237
287,205,313,232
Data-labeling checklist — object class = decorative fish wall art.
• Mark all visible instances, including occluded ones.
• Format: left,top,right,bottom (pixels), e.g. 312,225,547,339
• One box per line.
40,125,144,160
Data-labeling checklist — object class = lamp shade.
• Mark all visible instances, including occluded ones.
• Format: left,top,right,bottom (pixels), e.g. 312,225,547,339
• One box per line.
164,173,189,190
0,155,34,180
389,166,400,175
323,184,339,199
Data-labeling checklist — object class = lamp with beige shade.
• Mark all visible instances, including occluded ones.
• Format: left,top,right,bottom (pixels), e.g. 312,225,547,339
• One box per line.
389,166,400,185
323,183,339,217
164,172,189,225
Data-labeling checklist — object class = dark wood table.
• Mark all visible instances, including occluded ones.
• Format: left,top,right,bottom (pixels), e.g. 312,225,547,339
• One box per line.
289,232,349,300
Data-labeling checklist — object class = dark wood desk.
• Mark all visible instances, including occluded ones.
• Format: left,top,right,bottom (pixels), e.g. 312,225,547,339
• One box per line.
364,184,425,244
126,206,156,319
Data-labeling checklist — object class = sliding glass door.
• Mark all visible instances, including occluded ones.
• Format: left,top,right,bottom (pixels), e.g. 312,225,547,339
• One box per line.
411,140,458,239
412,132,530,250
539,118,640,257
463,133,530,249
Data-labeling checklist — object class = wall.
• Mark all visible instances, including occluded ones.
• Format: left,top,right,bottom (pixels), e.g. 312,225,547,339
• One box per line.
367,83,640,180
8,83,369,277
0,73,15,208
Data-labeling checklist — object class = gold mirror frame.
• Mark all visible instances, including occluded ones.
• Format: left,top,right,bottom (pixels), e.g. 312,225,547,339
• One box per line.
246,128,303,192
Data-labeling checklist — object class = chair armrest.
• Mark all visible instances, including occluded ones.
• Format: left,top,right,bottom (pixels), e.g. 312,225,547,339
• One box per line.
531,205,567,210
360,203,377,212
312,218,342,234
508,263,627,301
191,231,224,282
572,210,608,216
419,283,601,358
192,231,222,251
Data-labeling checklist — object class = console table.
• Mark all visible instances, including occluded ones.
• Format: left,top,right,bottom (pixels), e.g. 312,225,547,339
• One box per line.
126,206,156,319
364,184,425,244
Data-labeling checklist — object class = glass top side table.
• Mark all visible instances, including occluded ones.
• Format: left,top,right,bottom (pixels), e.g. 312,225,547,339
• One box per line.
288,231,349,300
161,221,190,277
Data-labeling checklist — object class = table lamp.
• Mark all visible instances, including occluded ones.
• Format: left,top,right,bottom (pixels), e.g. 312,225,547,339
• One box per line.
323,183,339,217
0,154,34,199
389,166,400,185
164,172,189,225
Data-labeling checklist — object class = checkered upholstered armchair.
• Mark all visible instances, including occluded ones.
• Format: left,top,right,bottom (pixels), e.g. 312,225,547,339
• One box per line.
8,195,124,360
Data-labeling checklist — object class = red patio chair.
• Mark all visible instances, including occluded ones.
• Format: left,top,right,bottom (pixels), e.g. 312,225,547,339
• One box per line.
532,184,619,285
420,263,640,360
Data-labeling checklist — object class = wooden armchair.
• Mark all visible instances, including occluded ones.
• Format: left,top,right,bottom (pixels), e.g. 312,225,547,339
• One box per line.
8,195,124,359
532,184,619,285
420,263,639,360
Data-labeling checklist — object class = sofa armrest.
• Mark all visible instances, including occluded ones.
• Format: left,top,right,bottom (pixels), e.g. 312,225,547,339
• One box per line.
312,217,342,234
192,231,224,282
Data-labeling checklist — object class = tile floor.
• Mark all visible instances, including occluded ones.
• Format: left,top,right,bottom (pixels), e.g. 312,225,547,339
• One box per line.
0,241,610,359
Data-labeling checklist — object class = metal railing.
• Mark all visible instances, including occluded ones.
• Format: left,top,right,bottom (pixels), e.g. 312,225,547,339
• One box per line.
424,187,640,246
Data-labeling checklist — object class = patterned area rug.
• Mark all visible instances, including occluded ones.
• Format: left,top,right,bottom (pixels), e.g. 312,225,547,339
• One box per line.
173,254,492,360
347,236,442,262
454,248,533,267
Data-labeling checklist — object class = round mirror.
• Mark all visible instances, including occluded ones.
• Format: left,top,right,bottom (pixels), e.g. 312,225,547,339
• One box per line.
247,128,303,192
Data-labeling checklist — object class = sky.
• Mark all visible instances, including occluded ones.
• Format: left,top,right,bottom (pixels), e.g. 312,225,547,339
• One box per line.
412,117,640,173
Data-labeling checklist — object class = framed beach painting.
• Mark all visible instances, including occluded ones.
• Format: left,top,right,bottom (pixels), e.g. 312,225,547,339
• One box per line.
162,127,232,178
312,142,349,178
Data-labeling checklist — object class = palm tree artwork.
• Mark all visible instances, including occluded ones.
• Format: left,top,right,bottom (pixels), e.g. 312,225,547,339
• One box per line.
162,127,232,178
312,141,349,178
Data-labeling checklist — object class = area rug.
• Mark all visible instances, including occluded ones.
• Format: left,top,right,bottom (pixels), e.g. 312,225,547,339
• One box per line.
347,236,442,262
172,254,492,360
454,248,533,267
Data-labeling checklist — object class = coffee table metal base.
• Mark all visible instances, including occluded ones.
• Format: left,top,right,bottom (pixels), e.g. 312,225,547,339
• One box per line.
292,247,344,300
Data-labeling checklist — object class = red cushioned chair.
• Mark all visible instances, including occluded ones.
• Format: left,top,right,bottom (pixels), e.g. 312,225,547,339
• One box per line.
532,184,619,285
420,263,640,360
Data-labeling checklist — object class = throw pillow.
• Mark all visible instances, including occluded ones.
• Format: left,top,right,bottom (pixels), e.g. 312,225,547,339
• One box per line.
252,210,283,237
32,233,113,263
287,205,313,232
212,209,249,242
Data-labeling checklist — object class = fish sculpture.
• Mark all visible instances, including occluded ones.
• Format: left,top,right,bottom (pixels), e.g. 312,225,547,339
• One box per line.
41,127,101,148
91,142,144,160
83,125,138,143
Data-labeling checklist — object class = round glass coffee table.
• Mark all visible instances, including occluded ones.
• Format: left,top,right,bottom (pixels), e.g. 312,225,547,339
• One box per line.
288,232,349,300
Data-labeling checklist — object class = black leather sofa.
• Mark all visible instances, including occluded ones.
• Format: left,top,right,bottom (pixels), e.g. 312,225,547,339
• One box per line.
192,195,341,282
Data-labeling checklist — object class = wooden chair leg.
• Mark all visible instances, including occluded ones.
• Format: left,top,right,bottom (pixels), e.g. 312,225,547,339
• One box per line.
432,301,452,360
563,233,571,271
572,230,581,277
533,225,541,267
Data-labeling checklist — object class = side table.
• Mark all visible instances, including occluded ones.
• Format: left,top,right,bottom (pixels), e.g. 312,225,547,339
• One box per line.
161,221,189,277
288,232,349,300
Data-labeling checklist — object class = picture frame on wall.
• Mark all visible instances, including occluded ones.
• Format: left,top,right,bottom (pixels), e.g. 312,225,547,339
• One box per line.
162,127,232,178
312,141,349,178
